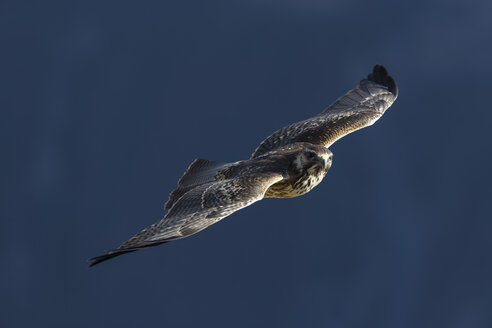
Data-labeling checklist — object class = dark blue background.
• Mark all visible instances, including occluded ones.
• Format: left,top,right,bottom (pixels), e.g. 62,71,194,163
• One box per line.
2,0,492,327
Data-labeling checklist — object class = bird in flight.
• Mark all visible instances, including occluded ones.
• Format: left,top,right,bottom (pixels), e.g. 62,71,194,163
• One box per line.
89,65,398,267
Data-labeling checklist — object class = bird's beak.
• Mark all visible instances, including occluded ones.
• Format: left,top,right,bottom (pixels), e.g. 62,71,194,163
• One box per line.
320,154,331,168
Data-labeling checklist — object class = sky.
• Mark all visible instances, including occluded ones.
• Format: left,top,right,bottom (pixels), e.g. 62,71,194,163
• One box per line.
2,0,492,327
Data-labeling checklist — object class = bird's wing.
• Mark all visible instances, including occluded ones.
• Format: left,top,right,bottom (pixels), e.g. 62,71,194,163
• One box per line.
89,172,283,267
164,158,227,210
251,65,398,158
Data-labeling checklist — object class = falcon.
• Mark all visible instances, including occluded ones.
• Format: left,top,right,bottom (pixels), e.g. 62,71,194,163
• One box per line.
89,65,398,267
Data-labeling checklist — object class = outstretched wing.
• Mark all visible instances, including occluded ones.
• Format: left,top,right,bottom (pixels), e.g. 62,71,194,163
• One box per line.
252,65,398,158
89,172,283,267
165,158,227,210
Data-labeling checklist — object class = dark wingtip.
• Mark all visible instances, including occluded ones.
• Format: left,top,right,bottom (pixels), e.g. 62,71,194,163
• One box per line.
367,64,398,98
88,249,136,268
88,240,170,267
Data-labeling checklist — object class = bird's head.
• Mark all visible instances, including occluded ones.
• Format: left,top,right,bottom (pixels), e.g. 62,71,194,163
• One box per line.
290,145,333,175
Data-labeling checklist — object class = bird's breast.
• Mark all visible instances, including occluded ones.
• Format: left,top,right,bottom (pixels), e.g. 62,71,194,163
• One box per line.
264,169,326,198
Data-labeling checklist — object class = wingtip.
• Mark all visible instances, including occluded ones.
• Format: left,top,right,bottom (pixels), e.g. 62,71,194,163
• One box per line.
367,64,398,98
88,249,136,268
88,240,171,267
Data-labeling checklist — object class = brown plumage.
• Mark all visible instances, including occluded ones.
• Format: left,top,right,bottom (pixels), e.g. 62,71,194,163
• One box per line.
89,65,398,267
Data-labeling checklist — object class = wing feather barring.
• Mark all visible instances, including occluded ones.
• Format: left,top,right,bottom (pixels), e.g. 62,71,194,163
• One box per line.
89,65,398,267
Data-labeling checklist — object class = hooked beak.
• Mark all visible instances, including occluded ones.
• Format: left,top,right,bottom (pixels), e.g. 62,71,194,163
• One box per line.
320,153,332,169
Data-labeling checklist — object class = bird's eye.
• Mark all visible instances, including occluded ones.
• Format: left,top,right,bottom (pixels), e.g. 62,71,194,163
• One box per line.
306,152,316,159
